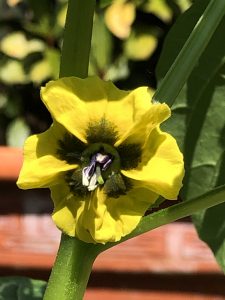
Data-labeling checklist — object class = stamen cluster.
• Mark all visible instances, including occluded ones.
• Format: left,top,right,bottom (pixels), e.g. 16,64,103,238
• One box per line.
57,120,142,198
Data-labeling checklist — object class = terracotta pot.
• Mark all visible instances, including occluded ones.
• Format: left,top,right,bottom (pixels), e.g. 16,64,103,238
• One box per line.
0,146,23,180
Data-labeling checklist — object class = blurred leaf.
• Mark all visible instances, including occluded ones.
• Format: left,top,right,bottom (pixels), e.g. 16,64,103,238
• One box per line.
156,0,225,271
45,48,60,78
0,277,46,300
57,3,67,28
124,28,158,60
90,13,112,74
98,0,113,8
0,32,45,59
104,56,129,81
0,1,23,21
25,16,56,38
0,60,28,84
26,1,62,38
104,0,135,39
4,93,22,118
6,0,22,7
29,47,60,84
174,0,192,12
29,59,52,84
28,0,55,23
6,117,30,147
143,0,172,22
0,93,8,109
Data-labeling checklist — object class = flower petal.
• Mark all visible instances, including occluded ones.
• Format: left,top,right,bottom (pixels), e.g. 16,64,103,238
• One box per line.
17,122,77,189
122,128,184,200
41,76,155,143
83,186,158,243
51,182,96,243
51,180,158,244
115,102,170,147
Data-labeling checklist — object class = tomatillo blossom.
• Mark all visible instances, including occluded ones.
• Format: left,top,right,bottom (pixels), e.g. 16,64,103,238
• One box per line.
17,76,184,244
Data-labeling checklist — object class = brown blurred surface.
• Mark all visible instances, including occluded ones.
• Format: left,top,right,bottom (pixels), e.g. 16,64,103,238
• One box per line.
0,146,225,299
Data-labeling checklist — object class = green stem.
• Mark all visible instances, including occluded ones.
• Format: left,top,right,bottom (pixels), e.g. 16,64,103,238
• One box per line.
101,184,225,251
43,235,99,300
59,0,96,78
44,1,96,299
153,0,225,107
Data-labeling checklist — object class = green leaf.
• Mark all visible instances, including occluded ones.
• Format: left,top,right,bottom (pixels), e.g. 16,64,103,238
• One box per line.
104,55,129,81
90,13,112,74
124,27,159,61
0,32,45,59
29,59,52,84
6,117,30,147
0,93,7,109
29,48,60,84
143,0,172,22
28,0,56,23
0,60,28,84
156,0,225,271
174,0,192,12
98,0,113,8
0,277,46,300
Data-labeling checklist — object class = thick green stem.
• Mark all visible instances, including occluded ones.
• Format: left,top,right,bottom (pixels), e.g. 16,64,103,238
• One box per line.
60,0,96,78
153,0,225,107
44,1,96,299
101,184,225,251
43,235,99,300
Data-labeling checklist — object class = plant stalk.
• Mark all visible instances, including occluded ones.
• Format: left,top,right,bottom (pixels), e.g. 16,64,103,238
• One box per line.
60,0,96,78
44,0,96,299
43,235,99,300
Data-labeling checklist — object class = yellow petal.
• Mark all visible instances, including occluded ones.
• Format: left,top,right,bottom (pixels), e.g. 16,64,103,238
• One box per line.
17,122,77,189
51,180,158,244
51,182,96,242
115,101,170,147
85,186,158,243
41,76,155,143
122,128,184,200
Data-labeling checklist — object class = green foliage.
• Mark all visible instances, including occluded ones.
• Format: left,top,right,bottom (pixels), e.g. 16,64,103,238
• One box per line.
90,13,112,75
124,27,159,61
0,277,46,300
97,0,113,9
6,117,30,147
156,0,225,272
0,0,63,145
0,0,191,145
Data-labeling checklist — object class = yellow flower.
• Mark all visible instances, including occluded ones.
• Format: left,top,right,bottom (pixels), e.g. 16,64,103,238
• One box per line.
17,76,184,244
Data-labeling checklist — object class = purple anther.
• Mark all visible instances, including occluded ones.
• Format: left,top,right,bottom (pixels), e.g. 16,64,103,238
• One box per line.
82,152,113,191
96,153,109,164
83,159,96,179
102,158,112,171
96,153,112,171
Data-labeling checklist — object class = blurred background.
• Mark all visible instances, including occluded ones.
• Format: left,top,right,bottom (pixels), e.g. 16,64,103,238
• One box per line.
0,0,192,146
1,0,225,299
